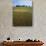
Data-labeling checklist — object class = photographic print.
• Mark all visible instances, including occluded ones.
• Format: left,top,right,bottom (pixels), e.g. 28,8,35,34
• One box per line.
13,0,32,26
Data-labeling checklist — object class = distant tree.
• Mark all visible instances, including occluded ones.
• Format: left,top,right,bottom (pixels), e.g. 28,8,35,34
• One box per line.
16,5,30,7
16,5,20,7
22,5,25,7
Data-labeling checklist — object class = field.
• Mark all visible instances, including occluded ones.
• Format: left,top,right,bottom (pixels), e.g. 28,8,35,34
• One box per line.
13,6,32,26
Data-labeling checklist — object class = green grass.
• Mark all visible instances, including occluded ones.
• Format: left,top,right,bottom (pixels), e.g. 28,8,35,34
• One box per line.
13,7,32,26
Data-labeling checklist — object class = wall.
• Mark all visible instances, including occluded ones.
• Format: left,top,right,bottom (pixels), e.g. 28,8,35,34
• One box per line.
0,0,46,46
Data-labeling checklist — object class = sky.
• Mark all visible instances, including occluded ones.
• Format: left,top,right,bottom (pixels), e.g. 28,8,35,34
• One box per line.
13,0,32,7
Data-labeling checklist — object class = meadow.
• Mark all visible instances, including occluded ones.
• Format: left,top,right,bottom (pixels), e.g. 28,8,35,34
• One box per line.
13,6,32,26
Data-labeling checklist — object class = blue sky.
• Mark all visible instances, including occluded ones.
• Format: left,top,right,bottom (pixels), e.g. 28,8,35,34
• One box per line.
13,0,32,6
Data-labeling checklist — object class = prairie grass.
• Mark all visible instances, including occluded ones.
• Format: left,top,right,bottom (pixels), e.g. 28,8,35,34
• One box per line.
13,7,32,26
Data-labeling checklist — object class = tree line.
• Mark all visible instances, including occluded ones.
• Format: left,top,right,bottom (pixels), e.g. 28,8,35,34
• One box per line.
16,5,29,7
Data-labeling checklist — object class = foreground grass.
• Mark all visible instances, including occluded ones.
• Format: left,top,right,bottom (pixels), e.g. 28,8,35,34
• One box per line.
13,7,32,26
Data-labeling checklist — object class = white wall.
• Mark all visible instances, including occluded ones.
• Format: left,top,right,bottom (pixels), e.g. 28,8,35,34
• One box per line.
0,0,46,46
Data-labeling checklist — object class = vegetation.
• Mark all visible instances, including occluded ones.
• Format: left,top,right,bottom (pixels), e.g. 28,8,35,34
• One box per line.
13,6,32,26
16,5,31,7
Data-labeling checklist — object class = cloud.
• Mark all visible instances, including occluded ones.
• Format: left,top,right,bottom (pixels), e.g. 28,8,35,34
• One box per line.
13,0,32,6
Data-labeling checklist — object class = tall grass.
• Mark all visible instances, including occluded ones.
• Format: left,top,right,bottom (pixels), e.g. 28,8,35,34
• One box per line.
13,7,32,26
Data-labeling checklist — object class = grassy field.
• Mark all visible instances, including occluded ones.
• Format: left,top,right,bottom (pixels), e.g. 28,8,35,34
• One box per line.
13,7,32,26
